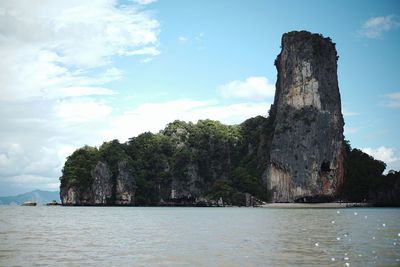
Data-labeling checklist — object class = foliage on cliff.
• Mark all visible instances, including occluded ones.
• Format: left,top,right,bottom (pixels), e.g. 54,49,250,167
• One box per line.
60,119,400,205
60,116,400,205
61,146,99,189
341,141,400,204
60,116,271,205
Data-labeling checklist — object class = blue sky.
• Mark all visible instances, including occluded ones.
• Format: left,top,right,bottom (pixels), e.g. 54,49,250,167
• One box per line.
0,0,399,195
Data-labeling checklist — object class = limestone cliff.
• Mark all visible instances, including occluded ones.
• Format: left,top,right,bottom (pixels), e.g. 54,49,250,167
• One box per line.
59,31,346,206
115,161,136,205
265,31,344,202
60,159,135,206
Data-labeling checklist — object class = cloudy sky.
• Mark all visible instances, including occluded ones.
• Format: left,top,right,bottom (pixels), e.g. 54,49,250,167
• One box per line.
0,0,399,196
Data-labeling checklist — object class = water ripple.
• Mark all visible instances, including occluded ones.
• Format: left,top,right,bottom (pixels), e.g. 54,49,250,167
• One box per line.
0,206,399,266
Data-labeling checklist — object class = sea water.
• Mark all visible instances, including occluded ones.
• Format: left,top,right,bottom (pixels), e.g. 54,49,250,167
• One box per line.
1,206,399,266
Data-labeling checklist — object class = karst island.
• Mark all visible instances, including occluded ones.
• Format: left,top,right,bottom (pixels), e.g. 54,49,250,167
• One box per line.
60,31,400,207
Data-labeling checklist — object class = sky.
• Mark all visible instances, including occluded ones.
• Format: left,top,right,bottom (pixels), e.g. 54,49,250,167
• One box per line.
0,0,399,196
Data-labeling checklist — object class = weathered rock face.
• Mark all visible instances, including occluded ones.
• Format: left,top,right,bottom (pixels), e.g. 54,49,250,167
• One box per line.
91,162,113,205
169,132,234,200
60,186,92,206
60,187,78,205
265,31,345,202
60,160,136,205
114,161,136,205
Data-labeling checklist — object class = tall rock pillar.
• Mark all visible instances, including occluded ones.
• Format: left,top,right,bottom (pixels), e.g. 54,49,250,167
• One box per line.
266,31,345,202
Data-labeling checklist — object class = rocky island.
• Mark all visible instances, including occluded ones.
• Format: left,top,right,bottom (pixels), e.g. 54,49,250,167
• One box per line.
60,31,400,206
265,31,344,202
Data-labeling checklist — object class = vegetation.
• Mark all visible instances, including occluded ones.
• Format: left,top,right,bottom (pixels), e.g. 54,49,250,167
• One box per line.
60,118,400,206
61,146,99,189
60,117,272,205
99,140,131,178
341,140,400,204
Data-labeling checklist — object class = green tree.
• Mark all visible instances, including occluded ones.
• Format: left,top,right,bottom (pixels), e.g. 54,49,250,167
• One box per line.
342,141,386,202
126,132,174,204
60,145,99,188
99,139,132,178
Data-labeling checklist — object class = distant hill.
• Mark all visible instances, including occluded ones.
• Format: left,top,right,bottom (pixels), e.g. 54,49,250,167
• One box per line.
0,190,60,205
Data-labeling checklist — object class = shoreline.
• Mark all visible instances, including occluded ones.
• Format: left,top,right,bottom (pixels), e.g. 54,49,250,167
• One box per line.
260,202,374,209
9,202,399,208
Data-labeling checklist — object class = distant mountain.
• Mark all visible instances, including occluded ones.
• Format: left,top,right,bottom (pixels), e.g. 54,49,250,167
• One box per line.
0,190,60,205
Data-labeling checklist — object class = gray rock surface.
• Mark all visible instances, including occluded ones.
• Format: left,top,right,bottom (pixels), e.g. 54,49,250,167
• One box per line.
265,31,345,202
61,160,136,205
60,186,93,205
115,160,136,205
91,162,113,205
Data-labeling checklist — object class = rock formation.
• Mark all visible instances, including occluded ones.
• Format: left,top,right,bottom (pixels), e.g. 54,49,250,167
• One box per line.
265,31,345,202
114,161,136,205
59,31,345,206
60,160,135,205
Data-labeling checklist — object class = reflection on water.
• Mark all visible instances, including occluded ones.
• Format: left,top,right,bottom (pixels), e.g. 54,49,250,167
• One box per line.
0,207,399,266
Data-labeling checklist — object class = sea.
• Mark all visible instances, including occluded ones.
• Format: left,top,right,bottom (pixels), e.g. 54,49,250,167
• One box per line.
0,206,399,266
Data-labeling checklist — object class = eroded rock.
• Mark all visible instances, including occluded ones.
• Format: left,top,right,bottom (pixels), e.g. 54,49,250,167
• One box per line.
266,31,345,202
115,160,136,205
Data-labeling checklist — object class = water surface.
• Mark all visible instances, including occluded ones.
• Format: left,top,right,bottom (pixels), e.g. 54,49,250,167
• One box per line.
1,206,399,266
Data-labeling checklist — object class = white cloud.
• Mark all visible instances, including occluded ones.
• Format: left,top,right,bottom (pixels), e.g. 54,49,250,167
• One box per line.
141,57,154,63
102,99,270,142
0,99,114,195
54,99,113,123
0,144,25,176
0,1,161,195
362,146,399,163
4,174,59,191
0,143,60,178
219,76,275,100
384,92,400,108
178,36,188,44
122,46,160,56
52,87,116,98
134,0,157,5
362,146,400,172
360,15,400,38
0,0,160,100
